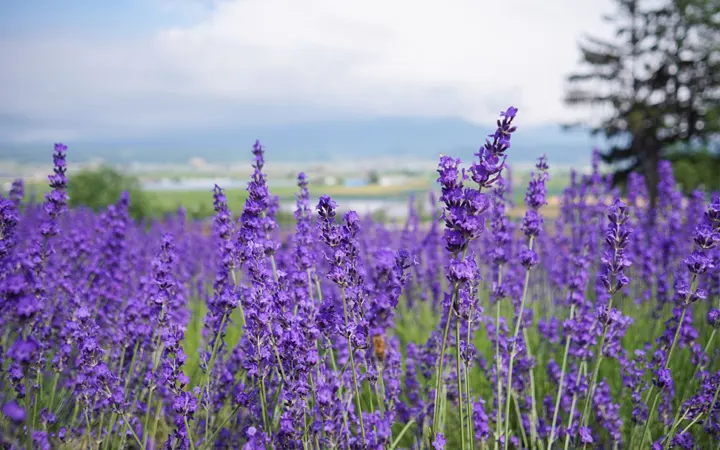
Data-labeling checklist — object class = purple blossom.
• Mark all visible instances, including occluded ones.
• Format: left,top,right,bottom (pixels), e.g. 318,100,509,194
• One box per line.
1,114,719,449
2,401,25,423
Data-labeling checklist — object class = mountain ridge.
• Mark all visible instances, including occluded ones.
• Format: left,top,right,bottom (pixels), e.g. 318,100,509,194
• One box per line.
0,117,602,166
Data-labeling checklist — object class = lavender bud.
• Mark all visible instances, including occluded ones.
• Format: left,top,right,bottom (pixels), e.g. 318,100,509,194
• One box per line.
708,308,720,328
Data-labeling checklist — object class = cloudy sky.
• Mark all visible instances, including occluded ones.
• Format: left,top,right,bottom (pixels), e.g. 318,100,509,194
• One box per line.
0,0,614,148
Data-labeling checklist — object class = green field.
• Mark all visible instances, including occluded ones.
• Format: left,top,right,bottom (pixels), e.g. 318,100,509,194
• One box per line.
19,168,571,221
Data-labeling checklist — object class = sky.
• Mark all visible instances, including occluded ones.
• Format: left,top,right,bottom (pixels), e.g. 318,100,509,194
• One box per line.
0,0,615,158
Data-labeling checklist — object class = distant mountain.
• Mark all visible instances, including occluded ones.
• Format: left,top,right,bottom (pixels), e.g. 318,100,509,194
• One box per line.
0,117,602,166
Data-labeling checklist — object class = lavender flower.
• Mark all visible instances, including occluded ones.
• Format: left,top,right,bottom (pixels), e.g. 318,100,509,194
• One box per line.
1,109,719,449
41,143,69,238
0,197,19,262
9,179,24,207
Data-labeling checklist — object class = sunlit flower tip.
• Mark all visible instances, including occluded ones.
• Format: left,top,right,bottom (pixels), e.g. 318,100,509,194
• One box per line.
500,106,518,118
652,368,673,390
535,154,549,171
684,250,713,275
693,224,719,250
707,308,720,328
316,195,337,219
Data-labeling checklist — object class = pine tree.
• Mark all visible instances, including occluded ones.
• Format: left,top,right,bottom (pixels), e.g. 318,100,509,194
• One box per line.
563,0,719,205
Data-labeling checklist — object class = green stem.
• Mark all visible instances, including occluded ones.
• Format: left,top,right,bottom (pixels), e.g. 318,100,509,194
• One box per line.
123,342,141,394
102,388,119,450
465,290,477,450
120,411,145,450
151,403,162,450
270,380,286,430
268,328,287,382
24,372,32,450
631,278,696,445
306,269,315,302
48,371,61,413
314,277,323,303
580,296,614,429
184,416,196,450
198,312,230,402
562,362,586,450
33,366,42,430
665,306,689,369
71,401,80,431
142,389,155,446
504,237,534,450
491,262,505,450
103,419,115,450
433,301,454,440
665,408,690,445
270,254,278,281
455,316,466,450
433,248,469,441
638,305,689,444
522,327,540,450
97,410,105,446
367,379,375,412
502,351,515,450
494,296,503,450
389,419,416,450
326,338,350,434
205,404,242,445
230,269,246,328
341,287,366,442
464,360,474,450
84,406,93,449
512,238,534,340
641,391,661,446
670,328,716,428
259,375,271,434
378,367,387,417
705,381,720,439
629,386,652,449
138,307,167,441
511,392,529,450
116,347,127,379
679,413,702,435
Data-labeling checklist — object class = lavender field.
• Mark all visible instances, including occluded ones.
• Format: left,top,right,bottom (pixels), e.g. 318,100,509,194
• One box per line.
1,107,719,450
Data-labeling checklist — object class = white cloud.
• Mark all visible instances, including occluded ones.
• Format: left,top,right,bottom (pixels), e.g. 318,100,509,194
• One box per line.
0,0,614,141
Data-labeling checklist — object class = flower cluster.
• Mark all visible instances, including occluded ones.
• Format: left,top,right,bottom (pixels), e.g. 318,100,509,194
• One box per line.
1,119,719,450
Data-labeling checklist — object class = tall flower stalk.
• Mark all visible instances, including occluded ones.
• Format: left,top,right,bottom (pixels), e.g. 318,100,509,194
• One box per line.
317,196,370,442
636,197,719,446
431,106,517,449
503,155,548,450
579,199,632,448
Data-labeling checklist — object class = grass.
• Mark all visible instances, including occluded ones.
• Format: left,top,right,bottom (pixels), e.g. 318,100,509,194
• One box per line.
146,180,431,216
21,172,566,222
